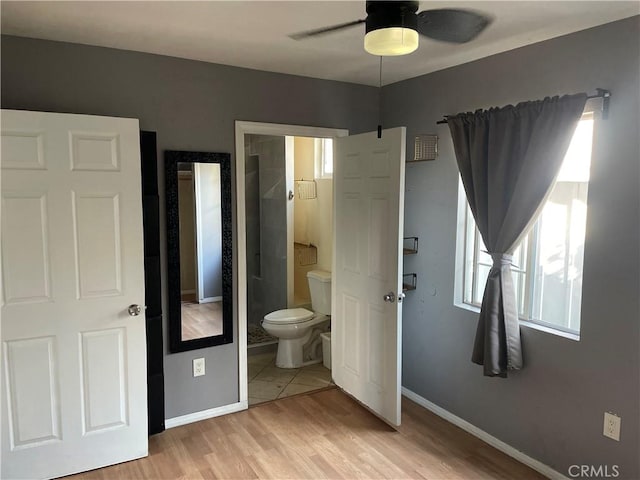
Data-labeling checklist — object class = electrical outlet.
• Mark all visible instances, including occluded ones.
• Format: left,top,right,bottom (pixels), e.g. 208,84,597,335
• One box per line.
603,412,621,441
193,357,205,377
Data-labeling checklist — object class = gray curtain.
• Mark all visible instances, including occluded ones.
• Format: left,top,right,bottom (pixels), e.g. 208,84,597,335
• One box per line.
448,94,587,377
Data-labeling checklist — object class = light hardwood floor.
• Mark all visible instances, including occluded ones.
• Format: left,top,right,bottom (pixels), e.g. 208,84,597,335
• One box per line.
70,388,544,480
181,300,223,340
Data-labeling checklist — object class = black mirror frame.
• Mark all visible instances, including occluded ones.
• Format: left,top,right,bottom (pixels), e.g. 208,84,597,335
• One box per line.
165,150,233,353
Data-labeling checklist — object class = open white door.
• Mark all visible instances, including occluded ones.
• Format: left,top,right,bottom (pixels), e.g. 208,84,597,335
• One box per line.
1,110,148,479
332,127,406,426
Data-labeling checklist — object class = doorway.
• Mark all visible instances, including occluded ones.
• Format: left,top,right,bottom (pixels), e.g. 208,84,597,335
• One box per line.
244,134,335,404
235,122,348,407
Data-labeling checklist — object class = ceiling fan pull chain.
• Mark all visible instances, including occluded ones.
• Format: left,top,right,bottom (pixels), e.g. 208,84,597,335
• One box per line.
378,55,383,139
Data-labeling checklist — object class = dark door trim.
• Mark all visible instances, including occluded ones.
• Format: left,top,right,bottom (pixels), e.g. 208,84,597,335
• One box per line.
141,131,165,435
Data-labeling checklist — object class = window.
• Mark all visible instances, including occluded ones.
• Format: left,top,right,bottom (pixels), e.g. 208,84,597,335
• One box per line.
455,114,594,335
314,137,333,178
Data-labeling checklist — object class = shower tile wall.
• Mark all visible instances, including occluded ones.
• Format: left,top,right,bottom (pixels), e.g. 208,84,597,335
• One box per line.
245,135,288,326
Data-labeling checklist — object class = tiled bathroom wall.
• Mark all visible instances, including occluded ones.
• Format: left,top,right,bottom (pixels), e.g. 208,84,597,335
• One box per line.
245,134,288,326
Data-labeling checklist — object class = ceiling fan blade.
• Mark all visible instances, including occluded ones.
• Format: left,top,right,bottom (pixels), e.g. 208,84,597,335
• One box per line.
417,9,491,43
289,19,365,40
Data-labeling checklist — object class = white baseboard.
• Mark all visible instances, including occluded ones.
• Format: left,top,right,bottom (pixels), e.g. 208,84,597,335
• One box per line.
165,401,247,429
401,387,569,480
199,296,223,304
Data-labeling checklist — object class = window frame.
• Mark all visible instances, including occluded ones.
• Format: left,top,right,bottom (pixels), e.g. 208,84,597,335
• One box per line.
460,202,580,337
453,114,594,340
314,137,333,179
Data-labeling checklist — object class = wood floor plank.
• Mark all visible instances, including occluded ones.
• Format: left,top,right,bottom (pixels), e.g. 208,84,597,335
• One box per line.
69,388,546,480
308,453,345,479
181,300,223,341
203,450,259,480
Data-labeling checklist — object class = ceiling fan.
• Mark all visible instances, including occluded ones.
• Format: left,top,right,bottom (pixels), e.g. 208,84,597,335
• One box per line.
290,1,492,56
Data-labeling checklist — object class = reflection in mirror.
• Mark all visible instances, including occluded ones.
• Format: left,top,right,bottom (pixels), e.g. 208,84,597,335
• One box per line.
166,151,232,353
177,162,223,341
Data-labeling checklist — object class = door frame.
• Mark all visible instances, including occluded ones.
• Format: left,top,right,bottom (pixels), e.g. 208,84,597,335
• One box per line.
235,121,348,406
140,131,165,436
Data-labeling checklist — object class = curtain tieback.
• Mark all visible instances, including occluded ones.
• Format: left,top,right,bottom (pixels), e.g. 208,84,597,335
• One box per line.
489,253,513,268
487,252,521,373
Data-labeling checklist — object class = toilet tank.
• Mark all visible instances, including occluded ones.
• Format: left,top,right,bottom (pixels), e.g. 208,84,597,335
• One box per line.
307,270,332,315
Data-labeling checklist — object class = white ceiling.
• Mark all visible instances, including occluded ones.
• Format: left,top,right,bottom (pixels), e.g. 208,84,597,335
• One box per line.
1,1,638,86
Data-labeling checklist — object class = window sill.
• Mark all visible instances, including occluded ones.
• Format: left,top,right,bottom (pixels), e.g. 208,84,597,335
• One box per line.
453,301,580,342
519,320,580,342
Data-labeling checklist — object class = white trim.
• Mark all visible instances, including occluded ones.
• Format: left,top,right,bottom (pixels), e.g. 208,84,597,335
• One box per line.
235,121,349,408
314,137,334,179
453,177,468,308
285,136,295,307
401,387,570,480
452,301,580,342
165,401,247,429
199,296,222,304
520,320,580,342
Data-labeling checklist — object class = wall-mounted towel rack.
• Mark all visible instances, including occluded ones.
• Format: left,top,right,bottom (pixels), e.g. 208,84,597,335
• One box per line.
295,242,317,266
295,179,317,199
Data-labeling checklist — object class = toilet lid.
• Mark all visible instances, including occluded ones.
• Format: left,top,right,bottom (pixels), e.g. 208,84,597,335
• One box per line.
264,308,314,324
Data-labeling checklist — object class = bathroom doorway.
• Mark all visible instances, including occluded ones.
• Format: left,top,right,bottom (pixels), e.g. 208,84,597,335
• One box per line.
244,134,331,404
236,122,348,407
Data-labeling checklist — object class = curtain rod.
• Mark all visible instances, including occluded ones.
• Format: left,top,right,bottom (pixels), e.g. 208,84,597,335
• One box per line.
436,88,611,125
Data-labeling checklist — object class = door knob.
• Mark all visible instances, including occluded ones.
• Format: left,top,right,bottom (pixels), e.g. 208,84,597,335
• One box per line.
383,292,396,303
398,292,406,303
128,304,143,316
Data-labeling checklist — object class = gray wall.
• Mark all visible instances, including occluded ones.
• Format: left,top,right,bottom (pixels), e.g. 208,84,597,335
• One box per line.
197,163,223,299
383,17,639,478
0,35,378,418
177,171,196,293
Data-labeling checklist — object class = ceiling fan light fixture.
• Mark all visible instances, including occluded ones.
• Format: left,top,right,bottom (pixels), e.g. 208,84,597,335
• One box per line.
364,27,419,56
364,1,420,56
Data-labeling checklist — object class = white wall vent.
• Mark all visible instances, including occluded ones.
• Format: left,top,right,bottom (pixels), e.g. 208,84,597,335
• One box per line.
413,134,438,162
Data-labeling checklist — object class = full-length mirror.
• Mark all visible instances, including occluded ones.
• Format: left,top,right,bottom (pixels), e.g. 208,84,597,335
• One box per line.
165,151,232,352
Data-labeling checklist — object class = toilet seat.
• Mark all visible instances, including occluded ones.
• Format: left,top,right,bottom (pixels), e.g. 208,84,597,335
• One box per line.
263,308,314,325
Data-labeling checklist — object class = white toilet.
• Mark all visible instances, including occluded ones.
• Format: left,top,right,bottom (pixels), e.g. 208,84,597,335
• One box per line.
262,270,331,368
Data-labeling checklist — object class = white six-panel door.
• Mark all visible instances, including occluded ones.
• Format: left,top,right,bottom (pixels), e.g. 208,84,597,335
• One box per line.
1,110,148,479
332,127,406,426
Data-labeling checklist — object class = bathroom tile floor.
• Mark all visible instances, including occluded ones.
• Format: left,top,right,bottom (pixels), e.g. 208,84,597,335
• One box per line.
248,350,333,406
